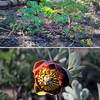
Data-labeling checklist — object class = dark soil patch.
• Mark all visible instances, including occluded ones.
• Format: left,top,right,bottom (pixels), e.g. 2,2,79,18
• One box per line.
0,35,85,47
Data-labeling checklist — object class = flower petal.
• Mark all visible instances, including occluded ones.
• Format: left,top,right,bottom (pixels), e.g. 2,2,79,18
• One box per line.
34,83,41,93
34,83,47,95
37,91,47,95
34,60,46,70
33,60,46,76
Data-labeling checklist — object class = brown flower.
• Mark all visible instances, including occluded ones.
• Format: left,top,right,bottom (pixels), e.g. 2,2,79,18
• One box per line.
33,60,71,95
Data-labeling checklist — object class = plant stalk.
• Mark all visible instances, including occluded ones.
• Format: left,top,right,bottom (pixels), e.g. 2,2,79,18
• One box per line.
56,94,59,100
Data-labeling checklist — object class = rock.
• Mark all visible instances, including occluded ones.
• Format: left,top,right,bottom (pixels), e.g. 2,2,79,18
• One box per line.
0,0,27,7
0,1,9,7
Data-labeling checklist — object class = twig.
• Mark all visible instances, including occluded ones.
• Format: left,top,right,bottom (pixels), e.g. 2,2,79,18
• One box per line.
47,48,53,61
0,27,11,31
97,83,100,100
8,28,14,36
12,85,16,100
14,86,22,100
56,94,59,100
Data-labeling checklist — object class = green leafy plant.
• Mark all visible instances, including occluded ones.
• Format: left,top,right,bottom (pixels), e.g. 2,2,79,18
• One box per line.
68,48,86,78
0,48,94,100
64,29,70,35
18,1,48,35
16,0,88,36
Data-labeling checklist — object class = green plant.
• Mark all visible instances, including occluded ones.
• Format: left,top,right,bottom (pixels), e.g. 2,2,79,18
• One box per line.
0,49,33,99
86,39,92,46
16,0,89,36
68,49,85,78
64,29,70,35
85,49,100,71
56,0,88,13
0,48,88,99
0,90,12,100
18,1,48,35
63,80,89,100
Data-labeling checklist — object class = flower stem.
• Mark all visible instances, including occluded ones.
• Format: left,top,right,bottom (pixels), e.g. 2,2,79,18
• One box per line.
56,94,59,100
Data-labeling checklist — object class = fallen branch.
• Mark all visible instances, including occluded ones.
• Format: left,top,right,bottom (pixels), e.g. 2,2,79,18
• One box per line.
0,27,11,31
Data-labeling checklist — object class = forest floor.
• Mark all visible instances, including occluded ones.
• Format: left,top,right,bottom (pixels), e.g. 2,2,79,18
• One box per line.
0,6,100,47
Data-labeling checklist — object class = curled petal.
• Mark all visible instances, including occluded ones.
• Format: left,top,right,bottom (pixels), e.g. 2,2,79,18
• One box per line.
33,60,71,95
33,60,46,77
34,60,46,70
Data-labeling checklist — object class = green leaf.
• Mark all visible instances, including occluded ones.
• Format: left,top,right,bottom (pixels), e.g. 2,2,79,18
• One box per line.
68,49,81,70
0,52,13,59
40,19,48,23
64,29,69,35
26,1,38,7
34,16,40,22
21,8,34,14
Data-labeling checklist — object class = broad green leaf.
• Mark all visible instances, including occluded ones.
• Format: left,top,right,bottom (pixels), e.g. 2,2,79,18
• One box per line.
0,52,13,59
26,1,38,7
64,29,69,35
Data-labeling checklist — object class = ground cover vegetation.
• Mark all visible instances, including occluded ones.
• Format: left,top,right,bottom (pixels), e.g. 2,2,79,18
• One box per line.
0,48,100,100
0,0,100,47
